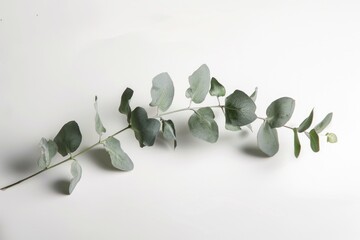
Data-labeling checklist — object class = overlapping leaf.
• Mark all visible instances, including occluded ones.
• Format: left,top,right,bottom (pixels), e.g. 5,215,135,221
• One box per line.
185,64,210,104
257,121,279,157
38,138,58,169
131,107,160,147
161,119,177,148
188,107,219,143
149,72,174,112
54,121,82,157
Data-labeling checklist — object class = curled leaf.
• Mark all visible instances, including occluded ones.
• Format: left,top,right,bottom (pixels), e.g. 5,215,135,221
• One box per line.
314,113,333,133
161,119,177,149
209,77,226,97
131,107,161,147
119,88,134,123
185,64,210,104
266,97,295,128
94,96,106,137
69,160,82,195
309,129,320,152
54,121,82,157
225,90,257,128
103,137,133,171
298,109,314,133
38,138,57,169
188,107,219,143
257,121,279,157
326,133,338,143
149,72,174,112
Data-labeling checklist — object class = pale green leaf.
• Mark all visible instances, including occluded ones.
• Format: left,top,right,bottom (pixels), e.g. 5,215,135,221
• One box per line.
185,64,210,103
293,128,301,158
209,77,226,97
266,97,295,128
131,107,161,147
225,90,257,128
149,72,174,112
54,121,82,157
69,160,82,195
298,109,313,133
119,88,134,123
225,123,242,131
250,87,258,102
94,96,106,137
326,133,338,143
103,137,134,171
38,138,57,169
309,129,320,152
162,119,177,149
314,113,333,133
188,107,219,143
257,121,279,157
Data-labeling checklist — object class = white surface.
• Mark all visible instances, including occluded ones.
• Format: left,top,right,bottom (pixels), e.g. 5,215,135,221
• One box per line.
1,0,360,239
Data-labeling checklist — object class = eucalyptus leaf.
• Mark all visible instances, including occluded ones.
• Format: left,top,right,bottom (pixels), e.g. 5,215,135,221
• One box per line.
209,77,226,97
119,88,134,123
103,137,134,171
326,133,338,143
94,96,106,137
257,121,279,157
188,107,219,143
298,109,313,133
131,107,160,147
38,138,58,169
162,119,177,149
250,87,258,102
69,160,82,195
149,72,174,112
225,90,257,128
225,123,242,131
309,129,320,152
314,113,333,133
54,121,82,157
293,128,301,158
185,64,210,104
266,97,295,128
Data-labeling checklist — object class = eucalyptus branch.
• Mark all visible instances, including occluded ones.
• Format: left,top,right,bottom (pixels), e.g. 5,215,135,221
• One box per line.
1,64,337,194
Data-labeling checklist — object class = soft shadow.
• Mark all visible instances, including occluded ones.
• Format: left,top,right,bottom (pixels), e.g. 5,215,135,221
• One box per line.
6,148,39,174
87,148,119,171
241,145,269,158
52,179,69,195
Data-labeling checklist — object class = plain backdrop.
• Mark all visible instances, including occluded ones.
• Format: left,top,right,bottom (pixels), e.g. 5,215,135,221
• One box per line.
1,0,360,239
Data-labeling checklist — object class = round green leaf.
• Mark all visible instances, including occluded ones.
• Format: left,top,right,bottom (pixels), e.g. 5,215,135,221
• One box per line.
103,137,134,171
209,77,226,97
149,72,174,112
54,121,82,157
225,90,257,128
326,132,337,143
314,112,333,133
188,107,219,143
266,97,295,128
293,128,301,158
185,64,210,104
298,109,313,133
131,107,161,147
69,160,82,195
119,88,134,123
309,129,320,152
257,121,279,157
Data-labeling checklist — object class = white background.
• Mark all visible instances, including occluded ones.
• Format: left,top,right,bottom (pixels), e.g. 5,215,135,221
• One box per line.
1,0,360,239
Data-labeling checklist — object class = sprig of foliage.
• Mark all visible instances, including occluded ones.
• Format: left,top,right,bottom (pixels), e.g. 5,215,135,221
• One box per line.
1,64,337,194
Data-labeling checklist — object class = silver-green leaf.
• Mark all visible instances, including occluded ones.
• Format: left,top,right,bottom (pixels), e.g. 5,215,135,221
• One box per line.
162,119,177,149
257,121,279,157
298,109,313,133
266,97,295,128
225,90,257,128
94,96,106,137
38,138,58,169
326,132,337,143
209,77,226,97
149,72,174,112
314,113,333,133
69,160,82,195
185,64,210,104
250,87,258,102
188,107,219,143
103,137,134,171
